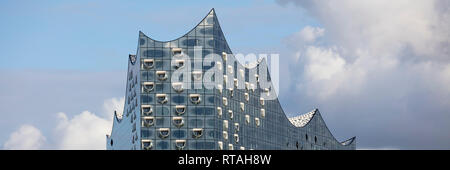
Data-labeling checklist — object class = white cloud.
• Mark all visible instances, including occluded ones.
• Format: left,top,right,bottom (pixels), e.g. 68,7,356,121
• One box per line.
279,0,449,62
3,125,46,150
288,26,325,44
279,0,450,101
278,0,450,149
54,97,124,150
301,46,363,99
102,97,125,120
2,97,124,150
55,111,111,150
304,46,345,81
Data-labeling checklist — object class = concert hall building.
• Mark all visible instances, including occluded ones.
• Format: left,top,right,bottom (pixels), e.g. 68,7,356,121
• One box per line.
106,9,356,150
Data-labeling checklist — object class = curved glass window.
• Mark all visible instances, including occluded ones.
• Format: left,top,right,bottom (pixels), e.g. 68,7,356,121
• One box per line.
142,140,153,150
234,134,239,143
172,82,184,93
156,71,168,81
172,117,184,128
218,141,223,150
141,105,153,116
245,115,250,124
175,140,186,150
142,82,154,92
228,144,234,150
158,128,170,139
142,117,155,127
156,94,168,104
192,128,204,139
175,105,186,115
222,97,227,106
173,60,185,69
217,107,222,118
223,131,228,141
172,47,182,56
189,94,201,104
142,59,154,69
192,71,202,81
223,120,228,130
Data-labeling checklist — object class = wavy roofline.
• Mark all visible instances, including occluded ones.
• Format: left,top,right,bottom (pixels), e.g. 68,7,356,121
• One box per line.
341,136,356,146
110,8,355,148
140,9,352,147
139,8,266,71
139,8,215,43
288,109,317,128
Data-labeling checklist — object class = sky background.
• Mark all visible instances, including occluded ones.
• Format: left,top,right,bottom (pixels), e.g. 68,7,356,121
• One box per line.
0,0,449,149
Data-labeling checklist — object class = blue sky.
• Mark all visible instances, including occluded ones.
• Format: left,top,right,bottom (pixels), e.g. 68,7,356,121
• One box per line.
0,0,315,70
1,0,449,149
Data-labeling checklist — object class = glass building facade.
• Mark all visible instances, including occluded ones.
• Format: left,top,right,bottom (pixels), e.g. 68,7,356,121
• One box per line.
106,9,355,150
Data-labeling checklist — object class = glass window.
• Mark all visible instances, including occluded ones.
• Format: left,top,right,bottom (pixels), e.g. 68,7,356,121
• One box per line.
172,95,186,104
203,25,213,36
205,37,214,48
157,141,169,150
141,94,153,103
172,129,186,139
179,36,187,48
196,25,205,37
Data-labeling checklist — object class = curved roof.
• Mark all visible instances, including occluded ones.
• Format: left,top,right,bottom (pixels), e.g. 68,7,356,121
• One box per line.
108,8,355,149
341,136,356,146
288,109,317,128
140,8,355,148
139,8,215,43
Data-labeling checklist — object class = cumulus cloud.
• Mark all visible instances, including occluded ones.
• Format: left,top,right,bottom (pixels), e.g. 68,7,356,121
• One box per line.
278,0,449,61
3,125,46,150
54,97,123,150
285,26,325,45
278,0,450,149
301,46,366,99
2,97,124,150
55,111,112,150
102,97,125,120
